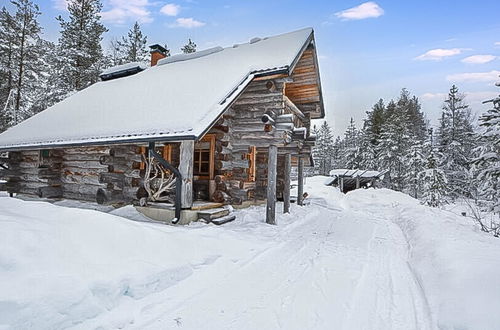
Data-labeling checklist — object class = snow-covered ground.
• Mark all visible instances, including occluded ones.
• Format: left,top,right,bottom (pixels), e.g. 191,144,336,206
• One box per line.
1,176,500,330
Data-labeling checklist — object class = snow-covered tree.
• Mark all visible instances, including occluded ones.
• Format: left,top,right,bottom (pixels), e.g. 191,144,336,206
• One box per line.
0,0,44,130
313,121,335,175
57,0,107,92
342,118,362,169
181,39,196,54
0,5,16,131
472,79,500,213
420,143,447,207
117,21,148,63
378,98,411,191
437,85,475,199
405,140,426,198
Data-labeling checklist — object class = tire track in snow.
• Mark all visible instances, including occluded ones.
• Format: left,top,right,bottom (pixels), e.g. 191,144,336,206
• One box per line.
339,202,435,330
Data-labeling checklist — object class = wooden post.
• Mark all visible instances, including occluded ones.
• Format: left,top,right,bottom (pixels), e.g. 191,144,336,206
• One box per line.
356,176,360,189
297,155,304,206
266,145,278,225
283,153,291,213
179,140,194,208
340,177,344,193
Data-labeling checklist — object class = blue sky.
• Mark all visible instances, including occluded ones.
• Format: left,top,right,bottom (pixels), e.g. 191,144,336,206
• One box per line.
11,0,500,135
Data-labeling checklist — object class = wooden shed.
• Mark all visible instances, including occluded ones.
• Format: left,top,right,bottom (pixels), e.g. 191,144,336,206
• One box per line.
0,28,325,224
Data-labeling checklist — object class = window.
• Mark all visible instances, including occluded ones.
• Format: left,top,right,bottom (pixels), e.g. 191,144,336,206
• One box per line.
38,149,50,168
194,134,215,179
140,145,173,170
247,146,257,182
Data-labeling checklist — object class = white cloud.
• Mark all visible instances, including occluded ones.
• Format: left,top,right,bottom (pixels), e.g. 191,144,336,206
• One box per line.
495,42,500,47
461,55,496,64
415,48,463,61
52,0,69,11
464,91,498,102
421,92,447,101
170,17,205,28
335,2,384,20
100,0,153,25
446,70,500,83
160,3,180,16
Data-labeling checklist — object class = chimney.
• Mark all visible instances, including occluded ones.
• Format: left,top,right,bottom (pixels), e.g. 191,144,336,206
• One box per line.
149,44,168,66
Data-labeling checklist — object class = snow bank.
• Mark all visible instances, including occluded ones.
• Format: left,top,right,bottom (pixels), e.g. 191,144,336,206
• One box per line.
0,197,259,329
344,188,500,329
1,178,500,329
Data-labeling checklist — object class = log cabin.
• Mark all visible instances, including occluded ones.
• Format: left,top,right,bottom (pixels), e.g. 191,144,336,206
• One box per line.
0,28,325,224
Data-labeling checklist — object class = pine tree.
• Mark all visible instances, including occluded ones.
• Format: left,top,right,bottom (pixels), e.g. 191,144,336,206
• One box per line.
313,121,335,175
405,140,426,198
363,98,385,146
117,21,148,63
420,141,448,207
0,0,44,130
181,38,196,54
437,85,475,199
472,79,500,213
342,118,362,169
0,6,16,131
361,98,386,170
378,98,411,190
57,0,107,92
332,136,344,169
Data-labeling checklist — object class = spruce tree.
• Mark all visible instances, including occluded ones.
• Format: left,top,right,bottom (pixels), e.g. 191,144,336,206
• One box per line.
0,6,16,130
472,79,500,213
0,0,44,130
378,98,411,191
420,143,447,207
437,85,475,199
342,118,362,169
314,121,335,175
57,0,107,92
405,141,426,198
181,39,196,54
117,21,148,63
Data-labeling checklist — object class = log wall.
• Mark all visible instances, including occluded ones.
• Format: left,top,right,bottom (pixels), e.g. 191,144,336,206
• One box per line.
1,145,144,204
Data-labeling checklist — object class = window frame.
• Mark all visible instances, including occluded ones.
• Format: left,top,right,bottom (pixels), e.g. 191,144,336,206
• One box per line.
38,149,50,168
194,134,215,180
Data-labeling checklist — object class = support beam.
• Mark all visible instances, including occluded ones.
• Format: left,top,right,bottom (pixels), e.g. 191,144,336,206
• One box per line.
283,153,291,213
266,145,278,225
179,140,194,209
356,176,360,189
340,177,344,193
297,156,304,206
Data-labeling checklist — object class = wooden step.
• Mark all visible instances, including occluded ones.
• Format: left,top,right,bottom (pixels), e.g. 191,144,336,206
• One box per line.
211,214,236,225
197,208,229,221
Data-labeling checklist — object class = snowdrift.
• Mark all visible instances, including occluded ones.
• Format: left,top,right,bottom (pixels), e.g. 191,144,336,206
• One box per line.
1,176,499,329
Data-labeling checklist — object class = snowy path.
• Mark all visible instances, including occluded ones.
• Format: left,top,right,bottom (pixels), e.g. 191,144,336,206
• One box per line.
75,195,434,329
3,177,500,329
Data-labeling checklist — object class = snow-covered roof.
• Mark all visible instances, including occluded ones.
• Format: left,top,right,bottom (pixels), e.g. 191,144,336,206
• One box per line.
0,28,314,150
329,169,384,178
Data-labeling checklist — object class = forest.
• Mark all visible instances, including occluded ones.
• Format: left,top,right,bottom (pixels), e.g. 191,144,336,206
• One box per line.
312,85,500,234
0,0,196,131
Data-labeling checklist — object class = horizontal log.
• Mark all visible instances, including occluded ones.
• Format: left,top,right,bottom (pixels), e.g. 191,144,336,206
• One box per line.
63,160,107,169
63,183,105,196
61,173,100,185
63,147,110,155
96,188,125,205
99,173,125,189
38,186,63,198
62,153,103,161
